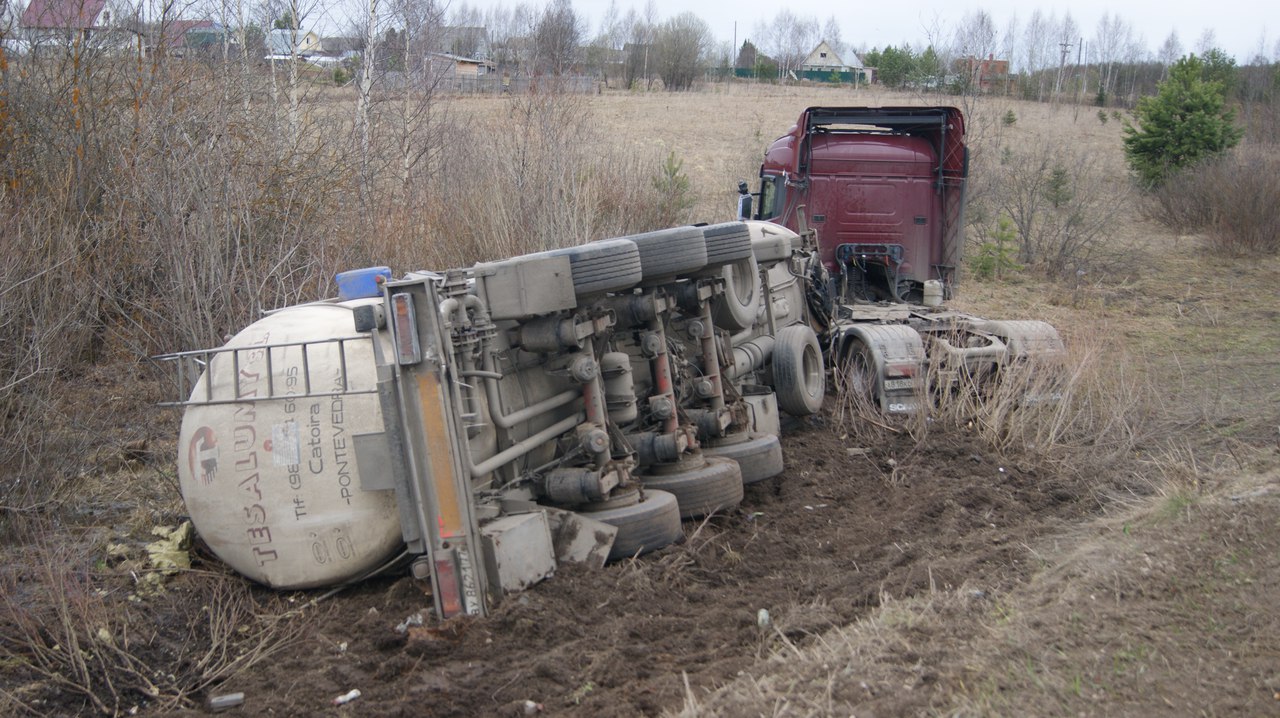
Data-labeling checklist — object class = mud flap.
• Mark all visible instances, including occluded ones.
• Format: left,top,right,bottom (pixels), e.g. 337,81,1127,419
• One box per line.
831,324,926,414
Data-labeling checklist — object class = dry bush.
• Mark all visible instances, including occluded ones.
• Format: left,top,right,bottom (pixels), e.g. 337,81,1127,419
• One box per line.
424,89,696,267
1147,149,1280,255
966,139,1132,279
0,52,362,486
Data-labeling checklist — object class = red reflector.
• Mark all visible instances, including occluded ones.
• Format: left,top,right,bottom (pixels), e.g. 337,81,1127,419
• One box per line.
434,553,464,619
887,364,915,377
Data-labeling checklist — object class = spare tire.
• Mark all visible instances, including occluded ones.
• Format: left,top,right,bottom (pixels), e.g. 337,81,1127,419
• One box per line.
772,324,825,416
614,227,707,282
712,253,761,331
540,239,643,296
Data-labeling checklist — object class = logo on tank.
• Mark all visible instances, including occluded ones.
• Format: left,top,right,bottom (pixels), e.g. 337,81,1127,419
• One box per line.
187,426,219,485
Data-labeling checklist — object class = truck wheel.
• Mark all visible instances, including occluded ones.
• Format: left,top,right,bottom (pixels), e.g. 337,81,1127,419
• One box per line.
712,254,760,330
773,325,825,416
582,489,684,561
702,433,784,484
542,239,643,296
841,343,877,401
701,222,754,266
640,456,744,519
615,227,707,282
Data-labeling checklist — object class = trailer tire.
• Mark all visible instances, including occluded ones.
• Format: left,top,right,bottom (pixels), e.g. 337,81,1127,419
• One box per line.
712,254,760,330
615,227,707,282
702,433,784,484
640,456,744,519
773,325,825,416
701,222,754,266
541,239,643,296
583,489,684,561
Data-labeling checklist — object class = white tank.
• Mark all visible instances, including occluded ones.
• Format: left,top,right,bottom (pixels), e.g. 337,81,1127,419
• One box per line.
177,300,403,589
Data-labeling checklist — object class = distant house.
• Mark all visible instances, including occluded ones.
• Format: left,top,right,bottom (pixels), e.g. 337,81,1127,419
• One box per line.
158,19,226,55
427,51,494,78
265,28,322,59
20,0,139,51
798,40,867,84
954,54,1010,92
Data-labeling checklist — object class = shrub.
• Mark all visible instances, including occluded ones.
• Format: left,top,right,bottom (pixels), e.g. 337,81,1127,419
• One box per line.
1123,55,1243,187
1148,151,1280,255
973,141,1130,278
969,215,1023,280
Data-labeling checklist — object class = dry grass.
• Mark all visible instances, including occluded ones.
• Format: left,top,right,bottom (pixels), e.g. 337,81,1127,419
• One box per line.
0,522,304,715
832,322,1156,479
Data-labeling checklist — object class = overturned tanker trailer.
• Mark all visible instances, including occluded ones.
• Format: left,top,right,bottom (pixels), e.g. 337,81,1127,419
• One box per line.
160,107,1066,618
160,221,822,618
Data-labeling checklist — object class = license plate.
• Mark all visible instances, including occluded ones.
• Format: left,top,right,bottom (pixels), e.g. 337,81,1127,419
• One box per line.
883,378,915,391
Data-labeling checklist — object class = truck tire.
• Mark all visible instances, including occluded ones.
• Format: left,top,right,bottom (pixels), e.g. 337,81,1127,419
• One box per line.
541,239,643,296
841,342,877,402
712,254,760,330
582,489,684,561
702,433,784,484
640,456,744,519
701,222,754,266
615,227,707,282
772,325,825,416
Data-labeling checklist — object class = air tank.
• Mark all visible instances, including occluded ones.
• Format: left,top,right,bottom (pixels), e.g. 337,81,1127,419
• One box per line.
176,299,403,589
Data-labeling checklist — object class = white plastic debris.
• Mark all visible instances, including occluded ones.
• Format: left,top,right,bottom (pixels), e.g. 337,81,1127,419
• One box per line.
333,689,361,706
756,609,771,628
395,612,424,634
207,692,245,712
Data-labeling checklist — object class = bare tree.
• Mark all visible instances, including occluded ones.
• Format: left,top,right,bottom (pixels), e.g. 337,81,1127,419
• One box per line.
349,0,384,202
1093,12,1132,99
532,0,582,76
652,11,709,90
1157,30,1181,80
822,15,845,61
1021,10,1051,100
1195,29,1218,56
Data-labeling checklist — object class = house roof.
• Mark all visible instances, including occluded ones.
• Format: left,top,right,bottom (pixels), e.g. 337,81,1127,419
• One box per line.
20,0,107,30
266,28,320,55
159,19,220,48
802,41,842,68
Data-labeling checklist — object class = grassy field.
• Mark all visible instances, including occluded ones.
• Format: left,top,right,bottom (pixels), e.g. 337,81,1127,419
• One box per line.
1,80,1277,716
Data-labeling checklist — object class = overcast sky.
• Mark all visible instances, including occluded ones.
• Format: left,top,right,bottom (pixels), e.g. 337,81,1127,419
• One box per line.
522,0,1275,64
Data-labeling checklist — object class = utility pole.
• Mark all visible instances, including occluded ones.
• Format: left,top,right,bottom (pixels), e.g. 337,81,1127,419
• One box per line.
1053,40,1071,104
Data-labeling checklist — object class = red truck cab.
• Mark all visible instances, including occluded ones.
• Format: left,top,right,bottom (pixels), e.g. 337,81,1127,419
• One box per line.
757,107,968,303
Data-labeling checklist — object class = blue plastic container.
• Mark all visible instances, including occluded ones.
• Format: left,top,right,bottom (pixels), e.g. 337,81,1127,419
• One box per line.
335,266,392,300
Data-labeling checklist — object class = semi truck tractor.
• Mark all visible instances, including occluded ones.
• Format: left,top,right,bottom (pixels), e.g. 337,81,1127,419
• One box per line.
751,106,1063,414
